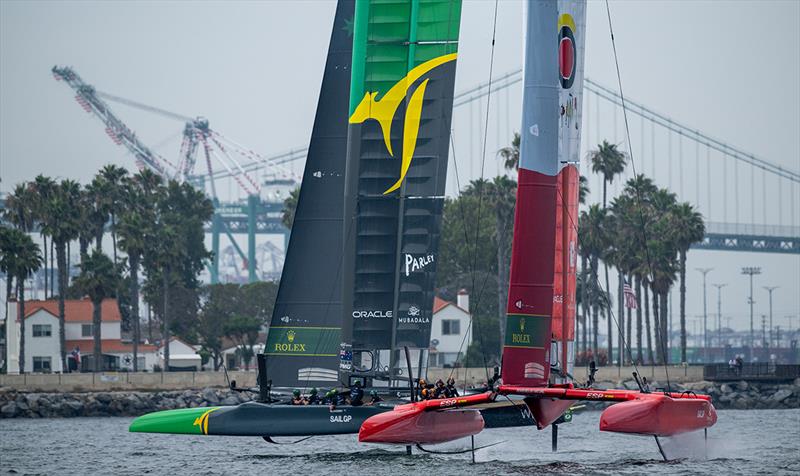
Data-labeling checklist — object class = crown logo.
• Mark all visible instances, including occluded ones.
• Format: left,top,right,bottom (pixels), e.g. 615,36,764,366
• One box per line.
520,318,526,333
287,330,296,343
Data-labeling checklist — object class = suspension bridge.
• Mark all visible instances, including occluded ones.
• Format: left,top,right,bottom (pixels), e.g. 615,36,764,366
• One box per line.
3,67,798,285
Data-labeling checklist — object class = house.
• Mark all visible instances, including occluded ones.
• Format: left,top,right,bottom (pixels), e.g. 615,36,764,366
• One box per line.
4,298,158,373
429,290,473,368
159,337,202,371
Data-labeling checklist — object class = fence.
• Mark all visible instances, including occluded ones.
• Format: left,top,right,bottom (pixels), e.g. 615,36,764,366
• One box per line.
0,370,257,392
703,363,800,382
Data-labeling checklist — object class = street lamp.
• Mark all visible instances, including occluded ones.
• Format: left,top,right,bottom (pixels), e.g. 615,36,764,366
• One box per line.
763,286,778,348
712,283,727,352
741,267,761,358
696,268,712,362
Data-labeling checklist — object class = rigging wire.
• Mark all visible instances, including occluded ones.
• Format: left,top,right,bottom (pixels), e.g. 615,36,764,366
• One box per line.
464,0,501,385
604,0,671,390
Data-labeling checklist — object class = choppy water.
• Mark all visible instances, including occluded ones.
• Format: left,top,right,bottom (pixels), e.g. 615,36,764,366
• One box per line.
1,410,798,475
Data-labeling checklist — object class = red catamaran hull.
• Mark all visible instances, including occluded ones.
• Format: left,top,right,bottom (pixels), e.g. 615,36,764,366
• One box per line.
600,394,717,436
358,393,492,444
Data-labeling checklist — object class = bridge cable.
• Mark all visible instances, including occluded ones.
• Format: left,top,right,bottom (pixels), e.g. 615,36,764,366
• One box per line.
605,0,672,390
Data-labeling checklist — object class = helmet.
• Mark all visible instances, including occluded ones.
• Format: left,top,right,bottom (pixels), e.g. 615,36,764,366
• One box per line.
354,380,362,387
436,379,444,386
310,388,318,395
370,390,378,397
293,389,301,397
419,378,426,385
331,388,338,394
447,377,455,385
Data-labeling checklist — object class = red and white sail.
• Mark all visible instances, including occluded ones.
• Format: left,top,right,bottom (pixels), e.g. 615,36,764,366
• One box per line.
502,0,586,387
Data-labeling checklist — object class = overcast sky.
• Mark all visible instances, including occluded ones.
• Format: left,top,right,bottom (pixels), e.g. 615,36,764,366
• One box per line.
1,1,798,333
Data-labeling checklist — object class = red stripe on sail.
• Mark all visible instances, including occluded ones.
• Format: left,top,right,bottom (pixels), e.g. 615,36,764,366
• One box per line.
502,168,558,387
552,165,578,342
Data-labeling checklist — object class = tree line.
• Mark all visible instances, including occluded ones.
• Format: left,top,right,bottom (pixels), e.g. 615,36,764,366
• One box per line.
432,135,705,367
0,166,276,373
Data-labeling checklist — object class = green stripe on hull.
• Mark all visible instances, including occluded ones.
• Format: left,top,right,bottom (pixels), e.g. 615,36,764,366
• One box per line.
129,407,222,435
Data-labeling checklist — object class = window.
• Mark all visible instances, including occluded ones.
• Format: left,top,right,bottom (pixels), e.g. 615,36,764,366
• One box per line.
33,356,52,373
82,324,93,337
442,319,460,336
32,324,52,337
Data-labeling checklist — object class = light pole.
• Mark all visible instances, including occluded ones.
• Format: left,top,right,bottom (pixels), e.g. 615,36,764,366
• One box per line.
696,268,712,362
741,267,761,358
763,286,778,348
712,283,727,355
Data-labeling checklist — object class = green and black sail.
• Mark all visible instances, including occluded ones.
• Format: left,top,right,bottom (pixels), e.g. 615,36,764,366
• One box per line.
340,0,463,363
264,0,355,388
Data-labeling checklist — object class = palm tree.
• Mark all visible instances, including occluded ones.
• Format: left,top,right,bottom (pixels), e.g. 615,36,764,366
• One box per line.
0,228,42,373
84,177,110,252
98,165,128,263
74,250,118,372
669,202,705,363
117,171,159,371
39,180,82,370
578,205,608,355
589,141,627,364
498,132,520,171
30,176,56,298
281,186,300,229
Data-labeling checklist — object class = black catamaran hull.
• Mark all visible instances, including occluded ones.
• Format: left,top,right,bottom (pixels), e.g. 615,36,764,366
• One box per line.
129,400,534,437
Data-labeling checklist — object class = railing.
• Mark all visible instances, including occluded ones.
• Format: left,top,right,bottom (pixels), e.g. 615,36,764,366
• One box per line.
703,363,800,381
705,222,800,238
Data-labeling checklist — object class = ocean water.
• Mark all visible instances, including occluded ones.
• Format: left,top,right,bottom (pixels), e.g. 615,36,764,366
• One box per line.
1,409,798,475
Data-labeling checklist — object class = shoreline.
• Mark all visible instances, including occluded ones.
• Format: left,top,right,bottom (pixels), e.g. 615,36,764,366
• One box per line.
1,378,798,419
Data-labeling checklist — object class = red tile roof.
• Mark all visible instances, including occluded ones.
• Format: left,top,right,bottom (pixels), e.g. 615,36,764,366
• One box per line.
433,296,469,314
66,339,157,354
23,299,122,322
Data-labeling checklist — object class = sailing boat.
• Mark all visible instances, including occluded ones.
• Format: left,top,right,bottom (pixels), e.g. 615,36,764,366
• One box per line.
358,0,718,452
129,0,524,439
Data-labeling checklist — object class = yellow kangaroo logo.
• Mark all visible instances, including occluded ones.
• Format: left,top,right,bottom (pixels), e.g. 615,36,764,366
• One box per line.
192,408,218,435
349,53,457,194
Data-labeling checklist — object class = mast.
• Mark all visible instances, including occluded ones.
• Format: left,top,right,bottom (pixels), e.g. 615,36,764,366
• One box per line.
264,0,355,389
340,0,463,383
501,0,585,387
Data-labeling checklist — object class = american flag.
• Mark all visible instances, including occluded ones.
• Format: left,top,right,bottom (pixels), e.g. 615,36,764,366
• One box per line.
623,282,638,309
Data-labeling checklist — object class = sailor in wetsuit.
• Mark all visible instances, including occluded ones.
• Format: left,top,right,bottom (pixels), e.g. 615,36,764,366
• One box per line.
324,389,339,410
307,388,319,404
367,390,382,405
348,381,365,406
418,378,430,400
432,379,447,399
291,389,305,405
445,377,459,397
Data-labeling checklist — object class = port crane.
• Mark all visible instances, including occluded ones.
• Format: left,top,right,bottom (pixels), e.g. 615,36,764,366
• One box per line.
52,65,296,282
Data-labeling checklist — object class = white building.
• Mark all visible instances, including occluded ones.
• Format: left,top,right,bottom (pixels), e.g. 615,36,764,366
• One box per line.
4,298,158,373
429,290,472,368
159,337,202,371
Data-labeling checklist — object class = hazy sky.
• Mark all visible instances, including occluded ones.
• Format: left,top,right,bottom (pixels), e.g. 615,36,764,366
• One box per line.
1,1,798,333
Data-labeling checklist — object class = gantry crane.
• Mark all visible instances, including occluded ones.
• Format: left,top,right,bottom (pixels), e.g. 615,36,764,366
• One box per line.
52,65,297,282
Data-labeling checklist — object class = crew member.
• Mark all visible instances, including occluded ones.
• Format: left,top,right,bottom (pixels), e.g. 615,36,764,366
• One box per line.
307,388,319,405
324,389,339,410
641,377,651,393
445,377,459,397
349,381,364,406
418,378,430,400
291,389,304,405
432,379,447,399
367,390,382,405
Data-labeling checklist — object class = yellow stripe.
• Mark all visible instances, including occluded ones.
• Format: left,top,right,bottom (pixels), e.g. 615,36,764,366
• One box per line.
558,13,576,32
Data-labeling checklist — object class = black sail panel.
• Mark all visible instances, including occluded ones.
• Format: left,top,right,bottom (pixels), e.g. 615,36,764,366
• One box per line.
265,0,355,388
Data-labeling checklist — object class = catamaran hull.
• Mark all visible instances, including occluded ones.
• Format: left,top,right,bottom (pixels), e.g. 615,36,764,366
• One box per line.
599,394,717,437
129,399,534,437
129,402,389,437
